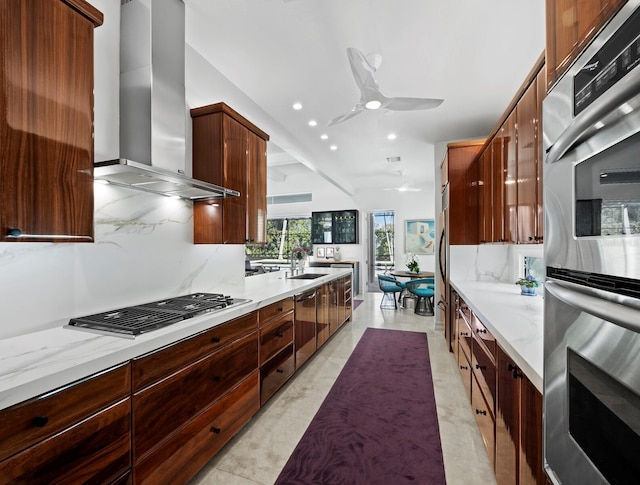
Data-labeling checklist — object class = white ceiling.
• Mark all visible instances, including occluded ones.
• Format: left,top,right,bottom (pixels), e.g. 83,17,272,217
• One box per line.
184,0,545,196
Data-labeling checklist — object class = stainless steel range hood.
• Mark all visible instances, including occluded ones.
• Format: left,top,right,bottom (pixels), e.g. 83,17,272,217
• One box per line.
93,0,238,201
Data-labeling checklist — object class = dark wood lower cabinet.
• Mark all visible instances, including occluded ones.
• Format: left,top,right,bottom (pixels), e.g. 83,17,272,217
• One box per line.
260,343,296,405
496,345,545,485
519,373,545,485
0,398,131,484
134,372,260,485
454,295,544,485
132,331,258,461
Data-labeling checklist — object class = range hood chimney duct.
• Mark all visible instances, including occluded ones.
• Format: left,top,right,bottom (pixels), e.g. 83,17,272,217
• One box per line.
94,0,239,200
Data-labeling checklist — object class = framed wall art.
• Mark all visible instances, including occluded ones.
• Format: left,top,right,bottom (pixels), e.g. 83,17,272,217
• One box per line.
316,247,326,258
405,219,435,255
326,247,335,259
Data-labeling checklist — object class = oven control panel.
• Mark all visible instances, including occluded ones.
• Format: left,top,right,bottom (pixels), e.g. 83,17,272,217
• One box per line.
574,6,640,115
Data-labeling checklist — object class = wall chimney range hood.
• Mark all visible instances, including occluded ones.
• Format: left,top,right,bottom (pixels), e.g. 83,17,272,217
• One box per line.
93,0,237,201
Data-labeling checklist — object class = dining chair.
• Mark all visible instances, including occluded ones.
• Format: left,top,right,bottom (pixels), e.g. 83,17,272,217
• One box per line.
406,277,435,316
378,275,403,309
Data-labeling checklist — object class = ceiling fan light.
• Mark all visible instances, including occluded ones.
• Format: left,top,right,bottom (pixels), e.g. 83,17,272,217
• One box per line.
365,100,382,110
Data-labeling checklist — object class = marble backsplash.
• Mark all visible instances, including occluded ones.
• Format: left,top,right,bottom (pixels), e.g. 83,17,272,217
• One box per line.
450,244,544,284
0,183,244,340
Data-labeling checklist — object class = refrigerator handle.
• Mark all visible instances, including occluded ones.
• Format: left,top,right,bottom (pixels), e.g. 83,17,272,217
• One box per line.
438,228,446,281
546,280,640,334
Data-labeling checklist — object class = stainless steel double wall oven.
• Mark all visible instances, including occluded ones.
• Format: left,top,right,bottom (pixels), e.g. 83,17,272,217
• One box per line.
543,2,640,484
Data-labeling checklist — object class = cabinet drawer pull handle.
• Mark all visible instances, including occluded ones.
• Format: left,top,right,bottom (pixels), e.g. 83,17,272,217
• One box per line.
212,376,221,382
476,328,487,334
32,416,49,427
461,332,469,337
475,364,486,370
475,409,487,416
277,307,283,312
6,228,93,241
211,337,221,343
276,368,284,374
277,333,284,338
459,365,468,370
210,426,221,434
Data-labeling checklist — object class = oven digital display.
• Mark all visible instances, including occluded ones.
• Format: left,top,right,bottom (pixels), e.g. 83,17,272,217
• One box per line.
568,349,640,485
574,7,640,115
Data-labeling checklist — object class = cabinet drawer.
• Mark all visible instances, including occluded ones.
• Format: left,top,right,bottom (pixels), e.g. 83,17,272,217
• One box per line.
472,374,495,469
134,372,260,485
133,311,258,391
259,298,294,325
0,398,131,484
260,315,294,365
0,362,130,462
457,345,472,400
133,331,258,461
260,344,295,405
458,313,473,363
472,313,496,359
472,339,497,416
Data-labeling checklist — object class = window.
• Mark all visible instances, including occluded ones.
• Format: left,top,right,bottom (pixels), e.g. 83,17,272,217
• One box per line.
246,217,312,261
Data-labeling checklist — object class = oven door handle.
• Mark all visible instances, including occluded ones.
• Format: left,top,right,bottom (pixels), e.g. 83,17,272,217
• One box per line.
546,280,640,334
547,68,640,166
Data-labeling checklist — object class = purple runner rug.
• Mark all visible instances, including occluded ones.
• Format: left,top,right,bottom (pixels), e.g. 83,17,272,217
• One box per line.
275,328,446,485
353,299,363,310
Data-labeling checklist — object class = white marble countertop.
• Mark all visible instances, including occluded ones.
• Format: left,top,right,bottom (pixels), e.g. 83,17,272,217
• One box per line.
450,279,543,392
0,268,350,411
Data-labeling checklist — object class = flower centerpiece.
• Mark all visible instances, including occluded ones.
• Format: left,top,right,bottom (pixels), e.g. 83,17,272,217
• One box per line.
292,244,311,271
515,275,541,296
406,252,420,274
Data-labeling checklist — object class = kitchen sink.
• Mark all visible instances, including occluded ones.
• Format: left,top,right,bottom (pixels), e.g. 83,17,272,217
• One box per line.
287,273,328,280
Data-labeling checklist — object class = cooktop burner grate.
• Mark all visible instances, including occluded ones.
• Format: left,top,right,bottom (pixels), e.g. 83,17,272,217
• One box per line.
67,293,251,338
69,307,184,336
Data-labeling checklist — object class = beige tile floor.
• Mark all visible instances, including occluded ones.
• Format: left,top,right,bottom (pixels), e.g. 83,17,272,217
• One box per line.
190,292,496,485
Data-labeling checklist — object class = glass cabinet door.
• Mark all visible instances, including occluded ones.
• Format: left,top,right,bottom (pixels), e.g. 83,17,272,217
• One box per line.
312,212,333,243
333,210,358,244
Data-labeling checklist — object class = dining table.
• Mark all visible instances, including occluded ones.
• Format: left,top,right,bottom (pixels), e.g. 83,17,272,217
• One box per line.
390,270,435,279
389,271,435,310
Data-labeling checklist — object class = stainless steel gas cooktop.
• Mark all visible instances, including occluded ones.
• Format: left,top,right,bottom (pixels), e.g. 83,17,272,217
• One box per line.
67,293,251,338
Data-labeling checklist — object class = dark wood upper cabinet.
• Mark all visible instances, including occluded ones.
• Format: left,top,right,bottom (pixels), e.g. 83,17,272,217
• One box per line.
516,79,538,244
445,140,484,245
546,0,628,90
536,68,546,243
503,113,518,244
191,103,269,244
0,0,102,243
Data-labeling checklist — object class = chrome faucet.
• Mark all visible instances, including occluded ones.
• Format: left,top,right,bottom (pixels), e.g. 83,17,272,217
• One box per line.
290,250,299,276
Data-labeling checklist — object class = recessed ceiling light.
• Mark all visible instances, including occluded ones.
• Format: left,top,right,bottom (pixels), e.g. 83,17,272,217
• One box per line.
386,156,401,163
308,120,317,127
365,100,382,110
320,134,328,140
292,102,302,110
387,133,397,140
330,145,338,151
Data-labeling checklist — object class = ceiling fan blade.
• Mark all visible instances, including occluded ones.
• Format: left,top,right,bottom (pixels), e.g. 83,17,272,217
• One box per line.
346,48,381,96
383,97,444,111
328,105,364,126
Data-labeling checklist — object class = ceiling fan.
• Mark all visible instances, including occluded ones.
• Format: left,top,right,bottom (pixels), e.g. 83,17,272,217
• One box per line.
383,170,422,193
329,47,444,126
